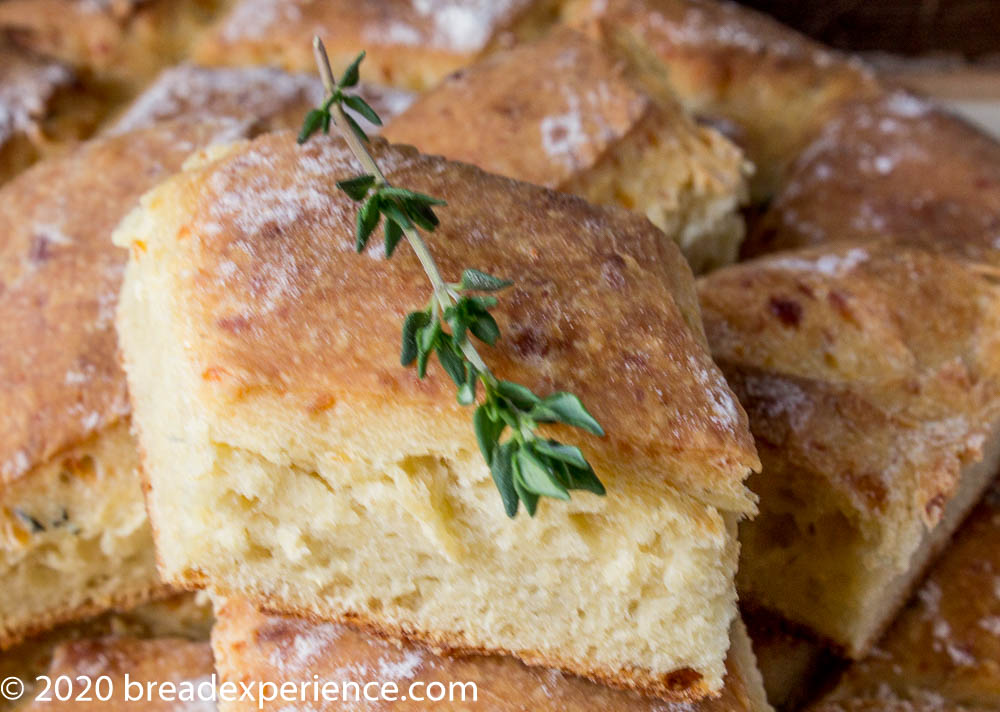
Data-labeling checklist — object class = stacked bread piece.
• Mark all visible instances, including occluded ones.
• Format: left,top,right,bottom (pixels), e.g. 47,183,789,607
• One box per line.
112,132,761,700
4,0,1000,710
0,117,255,649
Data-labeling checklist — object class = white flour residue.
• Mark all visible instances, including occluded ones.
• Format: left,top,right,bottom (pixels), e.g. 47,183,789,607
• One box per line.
0,52,73,144
110,64,324,134
376,649,424,681
220,0,303,41
539,90,586,169
687,354,742,431
768,247,869,278
979,616,1000,636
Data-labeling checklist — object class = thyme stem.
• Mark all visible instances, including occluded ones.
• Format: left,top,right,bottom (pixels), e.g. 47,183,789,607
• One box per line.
313,37,494,383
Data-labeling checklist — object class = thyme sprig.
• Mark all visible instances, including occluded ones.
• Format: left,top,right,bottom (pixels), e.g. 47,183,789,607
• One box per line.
299,38,606,517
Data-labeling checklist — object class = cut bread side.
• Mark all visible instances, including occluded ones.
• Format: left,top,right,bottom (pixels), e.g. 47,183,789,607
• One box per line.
699,241,1000,657
817,482,1000,710
114,133,759,699
383,27,748,273
0,422,164,649
194,0,562,91
211,595,773,711
0,119,252,649
106,63,415,138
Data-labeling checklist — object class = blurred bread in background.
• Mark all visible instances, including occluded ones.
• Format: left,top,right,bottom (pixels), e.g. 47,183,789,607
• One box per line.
106,63,415,137
195,0,563,91
0,37,109,185
384,26,749,272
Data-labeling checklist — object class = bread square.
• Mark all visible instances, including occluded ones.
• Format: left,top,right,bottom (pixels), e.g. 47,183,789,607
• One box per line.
114,133,760,699
0,119,249,649
211,595,772,711
700,241,1000,657
745,91,1000,268
383,27,749,273
194,0,562,91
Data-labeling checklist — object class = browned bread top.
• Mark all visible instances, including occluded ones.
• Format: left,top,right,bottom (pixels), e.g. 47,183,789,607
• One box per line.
127,132,760,508
195,0,558,89
211,596,769,712
383,26,654,190
23,635,214,712
747,91,1000,267
565,0,880,200
107,63,415,137
699,240,1000,521
0,119,247,486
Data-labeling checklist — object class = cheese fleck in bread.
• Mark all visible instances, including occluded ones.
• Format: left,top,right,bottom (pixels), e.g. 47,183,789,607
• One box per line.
114,133,759,700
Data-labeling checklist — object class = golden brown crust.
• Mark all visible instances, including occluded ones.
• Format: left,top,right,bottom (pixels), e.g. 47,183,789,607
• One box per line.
823,483,1000,710
212,596,768,710
22,635,214,711
107,64,415,138
746,90,1000,267
195,0,560,90
135,132,759,506
700,241,1000,522
0,119,248,486
564,0,881,200
383,27,654,190
202,583,709,702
